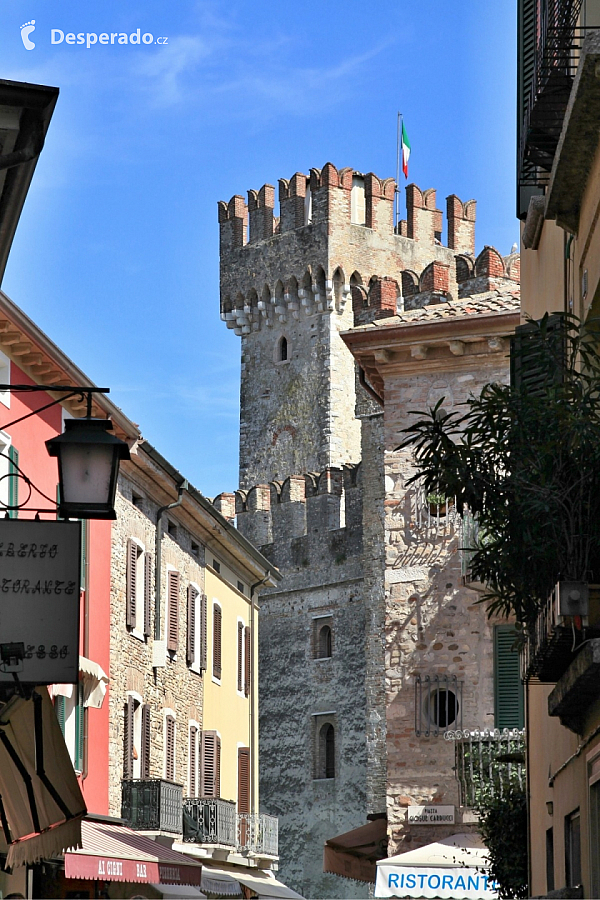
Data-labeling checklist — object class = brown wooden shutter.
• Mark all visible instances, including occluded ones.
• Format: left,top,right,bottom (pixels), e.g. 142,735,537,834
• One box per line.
216,736,221,799
237,621,244,692
200,594,208,671
167,571,180,652
165,715,175,782
200,730,218,798
189,725,198,798
123,699,134,779
238,747,250,814
213,605,222,679
244,626,251,698
126,540,137,628
187,586,197,667
143,553,152,637
141,704,151,779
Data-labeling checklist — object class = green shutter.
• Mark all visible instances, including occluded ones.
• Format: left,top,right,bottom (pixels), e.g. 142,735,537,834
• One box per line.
8,446,18,519
55,695,66,736
74,684,85,773
494,625,525,729
80,518,87,590
510,314,566,395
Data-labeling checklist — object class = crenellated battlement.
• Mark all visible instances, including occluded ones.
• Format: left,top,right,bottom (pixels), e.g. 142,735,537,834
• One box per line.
218,164,490,335
212,464,363,576
218,163,471,253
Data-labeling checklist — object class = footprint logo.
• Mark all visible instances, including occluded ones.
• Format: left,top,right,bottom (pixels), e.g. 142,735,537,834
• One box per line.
20,20,36,50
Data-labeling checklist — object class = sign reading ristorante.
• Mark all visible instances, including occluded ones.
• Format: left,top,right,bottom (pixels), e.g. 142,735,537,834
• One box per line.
0,520,80,684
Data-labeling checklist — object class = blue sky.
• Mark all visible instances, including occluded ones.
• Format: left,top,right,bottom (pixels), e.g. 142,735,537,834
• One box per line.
1,0,518,498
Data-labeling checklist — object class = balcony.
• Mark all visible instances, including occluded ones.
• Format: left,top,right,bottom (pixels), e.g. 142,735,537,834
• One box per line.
519,0,595,189
444,728,525,809
121,779,183,834
182,798,237,848
548,638,600,732
521,583,600,683
237,813,278,857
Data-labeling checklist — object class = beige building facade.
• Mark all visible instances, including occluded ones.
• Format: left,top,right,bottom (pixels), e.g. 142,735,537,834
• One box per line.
519,19,600,899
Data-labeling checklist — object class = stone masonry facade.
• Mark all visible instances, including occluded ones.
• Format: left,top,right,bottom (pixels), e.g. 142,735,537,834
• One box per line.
108,452,206,815
218,163,520,897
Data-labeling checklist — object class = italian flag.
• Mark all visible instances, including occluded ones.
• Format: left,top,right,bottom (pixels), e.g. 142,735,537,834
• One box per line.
401,122,411,179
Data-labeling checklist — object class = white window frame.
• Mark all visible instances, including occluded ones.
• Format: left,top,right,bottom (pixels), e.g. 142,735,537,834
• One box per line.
236,615,247,698
127,690,143,780
0,430,12,513
163,707,177,782
0,351,10,409
129,538,146,641
212,600,222,686
188,719,201,798
189,581,202,674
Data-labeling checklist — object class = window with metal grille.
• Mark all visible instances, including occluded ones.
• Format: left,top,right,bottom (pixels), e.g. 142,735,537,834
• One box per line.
415,675,462,736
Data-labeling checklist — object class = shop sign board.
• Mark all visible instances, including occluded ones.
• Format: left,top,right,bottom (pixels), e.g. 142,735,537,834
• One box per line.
407,805,455,825
0,519,80,684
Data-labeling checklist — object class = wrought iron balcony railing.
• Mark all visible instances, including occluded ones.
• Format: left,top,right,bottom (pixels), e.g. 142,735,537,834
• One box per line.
445,728,525,809
121,779,183,834
237,813,278,856
182,798,237,847
519,0,597,188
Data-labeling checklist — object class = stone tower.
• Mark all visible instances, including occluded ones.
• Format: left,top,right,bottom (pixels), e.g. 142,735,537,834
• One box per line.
216,165,514,900
219,165,477,489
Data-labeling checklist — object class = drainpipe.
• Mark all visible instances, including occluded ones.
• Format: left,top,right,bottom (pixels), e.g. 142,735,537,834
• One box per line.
154,480,188,641
250,572,271,816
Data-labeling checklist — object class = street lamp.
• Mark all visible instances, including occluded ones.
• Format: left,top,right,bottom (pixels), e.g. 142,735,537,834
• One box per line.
46,417,130,519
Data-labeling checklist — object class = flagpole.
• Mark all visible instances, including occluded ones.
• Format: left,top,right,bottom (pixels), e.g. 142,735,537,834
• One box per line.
395,112,401,231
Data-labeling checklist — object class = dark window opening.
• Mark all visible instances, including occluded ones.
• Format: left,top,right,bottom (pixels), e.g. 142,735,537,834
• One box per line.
167,520,178,538
415,675,462,736
317,723,335,779
279,336,288,361
565,809,581,888
318,625,332,659
546,827,554,894
213,559,221,574
237,580,245,594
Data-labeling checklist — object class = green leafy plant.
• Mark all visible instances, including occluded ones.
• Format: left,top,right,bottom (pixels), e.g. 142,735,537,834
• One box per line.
474,784,528,899
399,314,600,623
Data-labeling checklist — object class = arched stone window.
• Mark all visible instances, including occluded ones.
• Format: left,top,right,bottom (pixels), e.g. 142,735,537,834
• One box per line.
278,336,288,362
318,624,332,659
319,723,335,779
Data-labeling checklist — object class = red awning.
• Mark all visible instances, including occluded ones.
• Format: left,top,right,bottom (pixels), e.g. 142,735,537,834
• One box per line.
65,820,203,886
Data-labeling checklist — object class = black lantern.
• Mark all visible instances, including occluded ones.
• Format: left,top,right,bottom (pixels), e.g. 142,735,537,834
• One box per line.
46,418,130,519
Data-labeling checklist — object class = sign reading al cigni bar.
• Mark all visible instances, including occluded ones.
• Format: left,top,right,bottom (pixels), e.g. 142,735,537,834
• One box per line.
0,520,80,685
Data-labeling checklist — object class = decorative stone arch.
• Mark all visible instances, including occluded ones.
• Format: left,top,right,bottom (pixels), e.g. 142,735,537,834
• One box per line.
274,334,289,364
455,254,474,284
332,266,346,311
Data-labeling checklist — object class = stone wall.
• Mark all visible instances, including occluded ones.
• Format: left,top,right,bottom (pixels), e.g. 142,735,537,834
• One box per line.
236,465,369,898
108,469,206,815
381,360,509,854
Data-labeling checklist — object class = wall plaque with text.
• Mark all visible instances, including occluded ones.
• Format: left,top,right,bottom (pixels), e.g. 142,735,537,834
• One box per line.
0,519,81,684
407,805,456,825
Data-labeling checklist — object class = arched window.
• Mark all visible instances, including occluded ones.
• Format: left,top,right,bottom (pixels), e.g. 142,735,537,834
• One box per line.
318,625,332,659
278,336,288,362
318,724,335,779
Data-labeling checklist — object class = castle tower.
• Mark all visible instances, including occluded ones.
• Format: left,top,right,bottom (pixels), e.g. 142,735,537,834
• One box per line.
218,165,477,489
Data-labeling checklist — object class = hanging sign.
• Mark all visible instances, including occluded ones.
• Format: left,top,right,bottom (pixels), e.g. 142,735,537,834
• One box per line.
0,520,81,684
407,806,455,824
